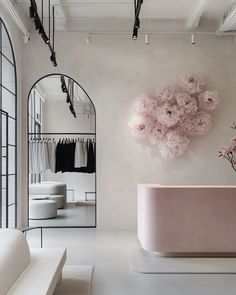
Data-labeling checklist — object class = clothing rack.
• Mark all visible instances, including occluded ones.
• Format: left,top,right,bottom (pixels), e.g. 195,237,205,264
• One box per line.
28,132,95,135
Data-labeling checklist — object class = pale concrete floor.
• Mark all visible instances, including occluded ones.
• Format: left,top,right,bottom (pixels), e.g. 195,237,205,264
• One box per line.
29,203,96,227
26,229,236,295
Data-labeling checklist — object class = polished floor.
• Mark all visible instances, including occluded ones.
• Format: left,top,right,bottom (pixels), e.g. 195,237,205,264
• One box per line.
29,203,96,227
25,228,236,295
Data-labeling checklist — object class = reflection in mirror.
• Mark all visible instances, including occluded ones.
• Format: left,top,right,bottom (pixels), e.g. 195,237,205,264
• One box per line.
28,74,96,227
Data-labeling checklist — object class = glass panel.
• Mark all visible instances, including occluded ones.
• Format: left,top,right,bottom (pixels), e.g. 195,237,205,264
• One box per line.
1,176,6,189
8,204,15,228
2,88,15,118
0,114,7,148
8,175,15,205
2,56,15,94
1,157,6,175
8,117,15,145
2,57,15,93
1,24,14,63
8,146,15,174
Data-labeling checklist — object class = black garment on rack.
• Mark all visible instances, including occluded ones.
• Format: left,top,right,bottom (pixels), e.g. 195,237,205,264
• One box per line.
55,140,63,173
55,138,96,173
87,141,94,173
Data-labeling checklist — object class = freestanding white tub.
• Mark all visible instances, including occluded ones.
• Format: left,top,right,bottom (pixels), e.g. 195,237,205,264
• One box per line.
138,184,236,256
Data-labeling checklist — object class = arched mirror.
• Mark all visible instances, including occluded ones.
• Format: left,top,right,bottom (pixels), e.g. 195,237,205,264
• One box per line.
27,74,96,227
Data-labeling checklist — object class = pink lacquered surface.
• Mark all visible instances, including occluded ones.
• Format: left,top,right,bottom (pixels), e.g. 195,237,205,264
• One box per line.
138,184,236,255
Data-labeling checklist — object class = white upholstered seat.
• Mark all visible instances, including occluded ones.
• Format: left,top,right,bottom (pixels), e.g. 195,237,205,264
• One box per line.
0,229,66,295
29,200,57,220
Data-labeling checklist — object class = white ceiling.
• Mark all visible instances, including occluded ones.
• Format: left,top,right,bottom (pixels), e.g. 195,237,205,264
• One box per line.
14,0,234,32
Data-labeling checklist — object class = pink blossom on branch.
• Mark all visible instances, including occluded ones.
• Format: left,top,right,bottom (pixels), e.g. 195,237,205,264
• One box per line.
231,121,236,129
180,111,211,136
232,137,236,145
198,90,220,112
180,73,204,94
159,130,190,160
128,115,154,138
176,92,198,115
218,146,233,157
156,104,180,127
133,94,158,116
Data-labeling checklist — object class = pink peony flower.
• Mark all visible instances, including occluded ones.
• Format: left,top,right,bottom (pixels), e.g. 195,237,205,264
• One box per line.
231,121,236,129
198,90,220,112
128,115,154,137
180,73,203,94
148,122,168,145
218,146,233,157
159,130,190,160
176,92,198,115
180,111,211,136
156,104,180,127
154,86,175,104
133,94,158,116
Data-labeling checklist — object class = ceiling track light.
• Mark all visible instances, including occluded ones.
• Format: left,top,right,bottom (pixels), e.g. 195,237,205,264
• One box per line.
132,0,143,40
29,0,57,66
61,76,77,118
191,33,195,45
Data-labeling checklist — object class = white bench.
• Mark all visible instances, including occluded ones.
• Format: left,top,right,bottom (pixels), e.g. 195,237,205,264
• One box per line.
0,229,66,295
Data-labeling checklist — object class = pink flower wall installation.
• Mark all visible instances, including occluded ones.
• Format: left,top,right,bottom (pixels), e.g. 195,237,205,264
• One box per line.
198,90,220,112
154,86,175,104
128,73,220,160
180,111,212,136
148,122,168,145
134,94,158,116
176,93,198,115
128,115,154,138
159,130,190,160
180,73,204,94
156,104,180,127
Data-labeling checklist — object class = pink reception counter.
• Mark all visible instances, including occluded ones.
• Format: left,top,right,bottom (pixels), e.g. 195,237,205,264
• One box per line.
138,184,236,256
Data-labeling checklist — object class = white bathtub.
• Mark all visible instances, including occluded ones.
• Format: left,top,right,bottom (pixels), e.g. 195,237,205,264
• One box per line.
138,184,236,256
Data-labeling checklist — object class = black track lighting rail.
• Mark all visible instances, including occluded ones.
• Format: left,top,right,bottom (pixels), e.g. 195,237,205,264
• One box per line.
29,0,57,66
132,0,143,40
61,76,77,118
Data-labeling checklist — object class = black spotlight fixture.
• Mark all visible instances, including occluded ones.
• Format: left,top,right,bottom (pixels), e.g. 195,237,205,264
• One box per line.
50,50,57,67
60,76,77,118
132,0,143,40
29,0,57,66
61,76,67,93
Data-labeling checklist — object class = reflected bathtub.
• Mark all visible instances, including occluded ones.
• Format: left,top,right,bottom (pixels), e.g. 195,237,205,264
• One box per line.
138,184,236,256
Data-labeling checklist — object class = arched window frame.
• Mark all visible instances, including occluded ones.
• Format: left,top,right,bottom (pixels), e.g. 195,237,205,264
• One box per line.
0,18,17,228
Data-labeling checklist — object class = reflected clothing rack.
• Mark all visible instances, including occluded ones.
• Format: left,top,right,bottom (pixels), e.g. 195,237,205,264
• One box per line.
28,132,95,136
28,132,96,174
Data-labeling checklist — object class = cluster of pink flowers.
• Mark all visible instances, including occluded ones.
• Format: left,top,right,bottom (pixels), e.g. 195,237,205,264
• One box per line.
218,122,236,171
129,73,220,160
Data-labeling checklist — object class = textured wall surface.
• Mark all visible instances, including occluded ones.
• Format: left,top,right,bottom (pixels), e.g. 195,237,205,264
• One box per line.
21,32,236,229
